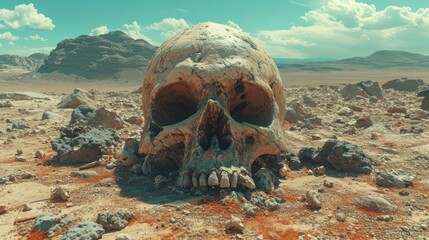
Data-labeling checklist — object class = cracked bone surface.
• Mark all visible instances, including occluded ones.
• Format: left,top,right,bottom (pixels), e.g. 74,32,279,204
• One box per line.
139,22,288,191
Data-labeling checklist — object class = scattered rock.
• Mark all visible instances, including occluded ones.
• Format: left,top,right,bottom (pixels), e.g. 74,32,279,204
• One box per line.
71,170,99,178
348,105,363,112
306,190,322,209
335,213,346,222
377,147,398,155
16,148,23,155
355,116,373,128
42,111,63,121
421,96,429,111
382,78,425,92
115,234,133,240
0,204,6,214
285,103,309,123
15,155,27,162
35,150,46,159
313,166,326,176
400,127,424,134
264,198,281,211
285,151,301,170
376,172,414,188
69,105,124,129
51,186,70,202
225,215,245,233
387,107,407,114
96,210,134,231
242,203,257,217
323,180,334,188
0,100,13,108
58,88,96,109
22,203,32,212
153,175,167,189
61,221,104,240
354,195,396,213
316,140,373,173
341,80,383,100
337,107,353,116
32,214,74,237
51,127,118,164
303,95,317,107
125,116,143,126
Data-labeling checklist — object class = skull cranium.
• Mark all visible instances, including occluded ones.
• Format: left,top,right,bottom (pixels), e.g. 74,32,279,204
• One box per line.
139,22,288,191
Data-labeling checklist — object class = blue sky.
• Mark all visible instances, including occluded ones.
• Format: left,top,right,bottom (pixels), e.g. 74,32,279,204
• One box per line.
0,0,428,58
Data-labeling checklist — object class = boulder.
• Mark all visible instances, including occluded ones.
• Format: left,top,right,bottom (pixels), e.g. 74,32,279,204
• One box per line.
32,214,74,237
58,88,96,109
61,221,104,240
0,100,13,108
96,210,134,231
69,105,124,129
376,172,414,188
353,195,396,213
316,140,372,173
382,78,425,92
341,80,383,100
51,127,119,164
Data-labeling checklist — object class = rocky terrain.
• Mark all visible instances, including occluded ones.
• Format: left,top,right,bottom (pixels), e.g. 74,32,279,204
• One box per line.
37,31,157,79
0,53,47,73
0,78,428,240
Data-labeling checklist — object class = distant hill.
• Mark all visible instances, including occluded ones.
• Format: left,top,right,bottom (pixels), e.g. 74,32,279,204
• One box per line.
0,53,47,72
278,50,429,72
38,31,158,79
273,58,336,64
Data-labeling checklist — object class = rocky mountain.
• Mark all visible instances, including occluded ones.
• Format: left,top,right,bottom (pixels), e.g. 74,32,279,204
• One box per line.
278,50,429,72
0,53,48,72
38,31,157,79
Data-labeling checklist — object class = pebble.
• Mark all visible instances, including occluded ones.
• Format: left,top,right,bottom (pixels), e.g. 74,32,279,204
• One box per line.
35,150,46,159
335,213,346,222
15,156,27,162
323,180,334,188
306,190,322,209
225,215,245,233
22,203,32,212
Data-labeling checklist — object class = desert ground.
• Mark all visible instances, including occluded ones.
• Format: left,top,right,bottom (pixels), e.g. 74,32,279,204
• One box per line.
1,69,429,240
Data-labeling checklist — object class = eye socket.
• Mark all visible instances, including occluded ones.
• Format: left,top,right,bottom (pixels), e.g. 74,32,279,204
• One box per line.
229,82,274,127
152,82,197,126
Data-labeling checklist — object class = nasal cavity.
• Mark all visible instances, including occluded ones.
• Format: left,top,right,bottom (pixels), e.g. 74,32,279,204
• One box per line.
198,101,233,151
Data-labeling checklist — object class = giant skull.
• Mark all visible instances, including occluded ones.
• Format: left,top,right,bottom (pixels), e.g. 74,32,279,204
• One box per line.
139,22,288,191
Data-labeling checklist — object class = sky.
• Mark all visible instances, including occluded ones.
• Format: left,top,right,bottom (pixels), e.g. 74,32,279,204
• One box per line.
0,0,428,59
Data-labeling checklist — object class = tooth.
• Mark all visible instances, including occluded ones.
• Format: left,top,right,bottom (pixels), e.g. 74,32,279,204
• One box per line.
199,172,207,187
238,173,256,189
182,174,192,188
220,171,230,188
230,172,238,188
192,172,198,187
208,171,219,186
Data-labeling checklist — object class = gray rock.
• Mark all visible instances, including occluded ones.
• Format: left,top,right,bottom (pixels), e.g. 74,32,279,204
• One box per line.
58,88,96,109
306,190,322,209
0,91,51,100
336,213,346,222
69,105,124,129
225,215,244,233
264,198,280,211
115,234,133,240
315,140,372,173
242,203,257,217
96,210,134,231
71,170,98,178
376,172,414,188
35,150,46,159
421,96,429,111
285,103,309,124
0,100,13,108
341,80,383,100
382,78,425,92
32,214,74,237
42,111,63,121
61,221,105,240
417,89,429,97
51,127,118,164
337,107,353,116
354,195,396,213
285,151,301,170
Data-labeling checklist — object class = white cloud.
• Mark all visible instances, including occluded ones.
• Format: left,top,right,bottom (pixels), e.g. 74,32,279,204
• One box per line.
8,41,14,46
0,31,18,40
0,4,54,30
257,0,429,58
226,21,243,31
90,26,109,36
122,21,154,44
147,18,189,38
29,34,47,41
